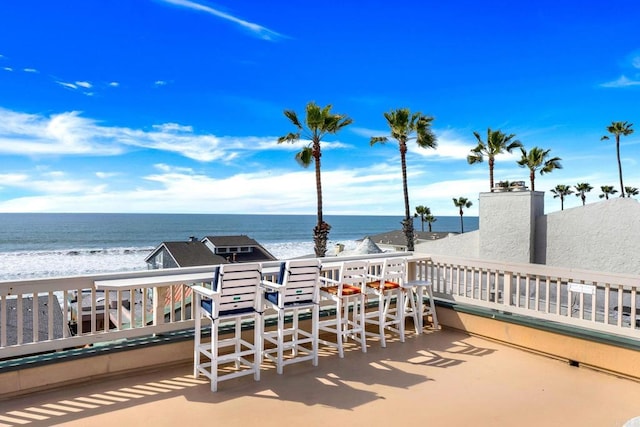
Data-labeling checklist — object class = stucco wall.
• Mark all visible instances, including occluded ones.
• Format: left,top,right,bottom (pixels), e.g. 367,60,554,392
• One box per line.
415,192,640,275
415,230,479,258
536,197,640,275
479,191,544,263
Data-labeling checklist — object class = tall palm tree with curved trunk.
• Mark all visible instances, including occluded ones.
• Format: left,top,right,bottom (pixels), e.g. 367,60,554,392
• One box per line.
414,205,432,232
468,128,522,191
601,121,634,198
574,182,593,206
625,186,639,198
453,197,472,233
371,108,437,251
279,102,353,257
516,147,562,191
599,185,618,200
550,184,573,210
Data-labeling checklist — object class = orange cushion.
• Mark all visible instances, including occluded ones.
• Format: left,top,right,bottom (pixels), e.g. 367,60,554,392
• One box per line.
366,280,400,291
341,285,362,295
321,284,361,296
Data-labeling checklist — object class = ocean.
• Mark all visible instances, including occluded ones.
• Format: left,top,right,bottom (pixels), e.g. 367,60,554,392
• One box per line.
0,213,478,281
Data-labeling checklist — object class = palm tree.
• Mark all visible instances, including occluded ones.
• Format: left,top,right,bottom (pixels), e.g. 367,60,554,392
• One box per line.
414,205,432,232
601,121,634,198
574,182,593,206
625,186,639,198
424,213,437,232
599,185,618,200
371,108,437,251
467,128,522,191
453,197,473,233
550,184,574,210
279,102,353,257
516,147,562,191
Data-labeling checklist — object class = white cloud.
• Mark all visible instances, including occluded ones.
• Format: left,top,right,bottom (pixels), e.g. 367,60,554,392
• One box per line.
600,75,640,88
152,123,193,133
351,126,386,138
3,67,12,72
0,164,404,214
57,81,94,94
633,56,640,69
109,81,119,87
57,81,78,90
0,109,124,156
23,68,38,73
155,80,167,86
158,0,284,41
0,173,29,185
95,171,119,179
1,172,91,194
0,108,282,161
411,129,474,160
153,163,194,173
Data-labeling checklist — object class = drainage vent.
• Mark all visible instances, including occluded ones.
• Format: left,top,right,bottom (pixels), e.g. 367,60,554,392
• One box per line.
568,360,579,367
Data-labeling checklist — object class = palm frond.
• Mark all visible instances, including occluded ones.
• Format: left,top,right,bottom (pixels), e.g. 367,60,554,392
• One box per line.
294,146,313,168
370,136,388,146
467,154,483,164
277,132,300,144
283,110,302,129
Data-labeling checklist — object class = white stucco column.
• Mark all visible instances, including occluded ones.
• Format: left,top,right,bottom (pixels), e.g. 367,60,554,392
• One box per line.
479,191,545,263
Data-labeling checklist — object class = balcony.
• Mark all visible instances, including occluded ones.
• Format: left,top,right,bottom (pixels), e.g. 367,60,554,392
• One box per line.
1,253,639,425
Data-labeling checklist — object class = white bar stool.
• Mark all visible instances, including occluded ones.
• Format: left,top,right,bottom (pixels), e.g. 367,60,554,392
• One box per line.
403,279,439,333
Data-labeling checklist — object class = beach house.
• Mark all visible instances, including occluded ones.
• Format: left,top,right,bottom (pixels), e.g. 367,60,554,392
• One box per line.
145,234,276,269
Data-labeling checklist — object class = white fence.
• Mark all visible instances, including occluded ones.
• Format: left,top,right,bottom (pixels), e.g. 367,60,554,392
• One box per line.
1,253,638,360
412,255,640,338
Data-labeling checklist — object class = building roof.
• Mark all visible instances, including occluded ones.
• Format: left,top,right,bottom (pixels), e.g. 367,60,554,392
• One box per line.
144,241,227,267
145,235,277,267
0,295,66,346
368,230,453,249
202,235,277,262
202,235,261,247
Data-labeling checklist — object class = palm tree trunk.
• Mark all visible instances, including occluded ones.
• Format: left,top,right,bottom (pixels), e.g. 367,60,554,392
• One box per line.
428,222,432,232
560,196,564,211
459,213,464,233
489,157,495,191
313,140,329,257
616,136,626,197
530,169,536,191
400,146,414,251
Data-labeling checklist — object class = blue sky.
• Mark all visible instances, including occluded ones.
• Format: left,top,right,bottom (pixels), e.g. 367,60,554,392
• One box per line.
0,0,638,217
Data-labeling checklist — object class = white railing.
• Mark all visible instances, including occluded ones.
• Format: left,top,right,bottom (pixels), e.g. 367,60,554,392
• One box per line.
0,253,395,359
1,252,638,361
412,255,640,339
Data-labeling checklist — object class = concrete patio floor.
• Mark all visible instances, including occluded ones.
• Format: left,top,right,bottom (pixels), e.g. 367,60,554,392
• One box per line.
1,328,639,427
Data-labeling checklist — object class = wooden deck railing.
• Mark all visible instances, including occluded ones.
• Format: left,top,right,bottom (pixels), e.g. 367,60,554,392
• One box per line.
1,252,638,360
412,255,639,338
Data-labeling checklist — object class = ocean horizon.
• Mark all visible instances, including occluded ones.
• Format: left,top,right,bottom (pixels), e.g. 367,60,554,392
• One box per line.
0,213,479,281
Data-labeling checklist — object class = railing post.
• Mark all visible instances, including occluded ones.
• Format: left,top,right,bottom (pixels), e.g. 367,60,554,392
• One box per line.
153,286,168,326
407,259,417,282
504,271,513,306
